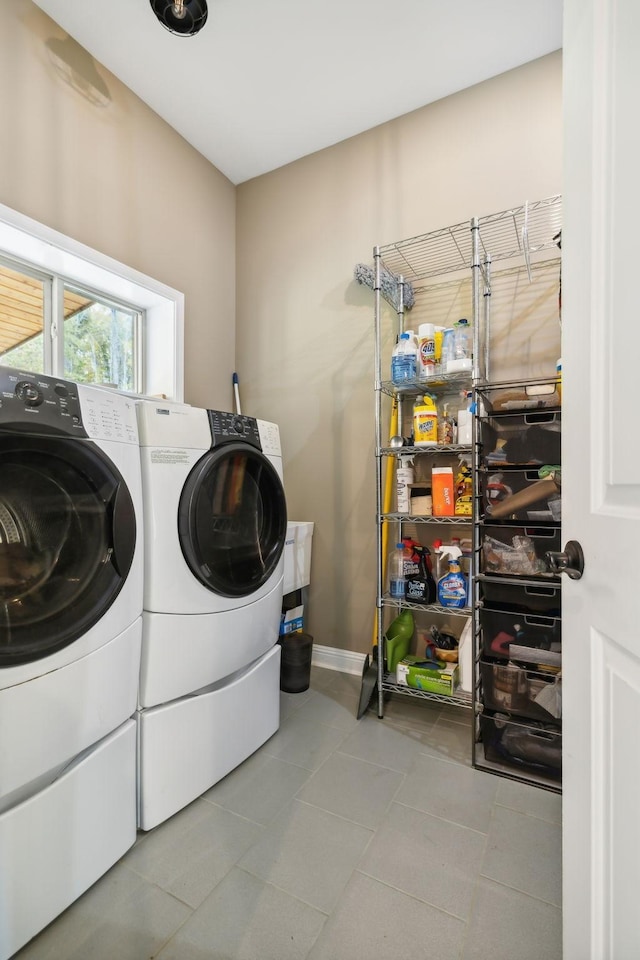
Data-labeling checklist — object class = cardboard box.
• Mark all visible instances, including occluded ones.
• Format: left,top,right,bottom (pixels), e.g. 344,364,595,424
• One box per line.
283,521,314,594
396,655,459,696
280,605,304,635
432,467,454,516
409,484,432,516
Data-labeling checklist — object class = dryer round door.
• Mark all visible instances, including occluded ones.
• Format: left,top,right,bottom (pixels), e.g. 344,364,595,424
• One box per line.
0,434,136,666
178,442,287,598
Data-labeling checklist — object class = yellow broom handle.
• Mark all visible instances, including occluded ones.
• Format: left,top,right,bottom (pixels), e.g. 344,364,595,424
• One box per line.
374,397,399,646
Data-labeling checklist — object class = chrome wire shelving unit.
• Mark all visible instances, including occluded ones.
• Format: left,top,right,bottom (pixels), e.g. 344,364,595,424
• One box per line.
372,195,563,752
373,247,476,720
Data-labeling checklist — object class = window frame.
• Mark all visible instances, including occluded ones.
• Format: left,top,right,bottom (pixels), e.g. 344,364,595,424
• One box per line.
0,203,184,401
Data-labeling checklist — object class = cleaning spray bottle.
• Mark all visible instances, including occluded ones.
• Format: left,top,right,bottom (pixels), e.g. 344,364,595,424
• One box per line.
438,555,468,608
437,547,468,608
432,539,461,581
402,537,437,604
396,454,415,513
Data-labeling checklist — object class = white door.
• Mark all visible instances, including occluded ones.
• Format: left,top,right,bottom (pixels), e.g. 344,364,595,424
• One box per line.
563,1,640,957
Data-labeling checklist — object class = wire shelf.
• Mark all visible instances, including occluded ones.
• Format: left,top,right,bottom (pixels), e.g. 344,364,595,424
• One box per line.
379,221,473,283
379,372,472,396
381,513,472,524
382,675,473,709
378,195,562,284
380,444,472,456
381,596,472,616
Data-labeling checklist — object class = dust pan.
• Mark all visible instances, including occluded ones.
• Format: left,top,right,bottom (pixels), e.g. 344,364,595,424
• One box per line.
357,653,378,719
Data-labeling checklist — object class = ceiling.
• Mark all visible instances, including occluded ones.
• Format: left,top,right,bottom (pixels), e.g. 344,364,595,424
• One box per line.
32,0,562,185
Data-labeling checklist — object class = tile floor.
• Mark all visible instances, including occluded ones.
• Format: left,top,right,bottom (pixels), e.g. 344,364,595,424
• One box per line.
15,666,563,960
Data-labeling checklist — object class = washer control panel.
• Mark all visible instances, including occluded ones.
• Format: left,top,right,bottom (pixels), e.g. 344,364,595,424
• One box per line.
208,409,262,450
0,367,87,436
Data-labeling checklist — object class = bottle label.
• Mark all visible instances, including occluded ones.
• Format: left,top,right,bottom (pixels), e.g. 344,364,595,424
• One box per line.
396,466,414,512
438,574,467,607
418,338,436,379
389,578,406,599
414,411,437,444
391,356,417,383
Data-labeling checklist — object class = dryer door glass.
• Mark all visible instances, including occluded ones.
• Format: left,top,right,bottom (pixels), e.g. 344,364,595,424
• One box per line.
178,444,287,598
0,436,136,665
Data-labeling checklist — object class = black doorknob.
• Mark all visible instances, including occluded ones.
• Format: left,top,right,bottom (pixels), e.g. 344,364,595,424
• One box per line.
545,540,585,580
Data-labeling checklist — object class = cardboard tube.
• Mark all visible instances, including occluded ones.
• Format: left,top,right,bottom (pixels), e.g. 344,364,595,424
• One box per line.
488,476,560,519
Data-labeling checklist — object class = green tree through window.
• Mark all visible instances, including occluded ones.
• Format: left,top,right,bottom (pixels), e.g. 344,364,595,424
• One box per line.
63,301,136,391
1,283,138,392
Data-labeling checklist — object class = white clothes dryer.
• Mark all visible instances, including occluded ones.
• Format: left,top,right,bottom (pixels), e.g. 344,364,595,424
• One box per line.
137,403,287,707
136,403,287,830
0,368,142,960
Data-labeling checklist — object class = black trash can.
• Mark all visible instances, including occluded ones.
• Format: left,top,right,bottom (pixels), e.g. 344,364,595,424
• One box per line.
278,632,313,693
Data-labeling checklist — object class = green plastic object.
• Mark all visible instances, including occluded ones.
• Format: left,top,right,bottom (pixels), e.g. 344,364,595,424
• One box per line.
385,610,415,673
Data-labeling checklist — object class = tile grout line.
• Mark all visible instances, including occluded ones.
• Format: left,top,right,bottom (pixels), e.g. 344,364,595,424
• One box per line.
353,868,469,926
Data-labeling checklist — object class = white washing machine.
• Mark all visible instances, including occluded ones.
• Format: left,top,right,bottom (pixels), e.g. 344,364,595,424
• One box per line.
0,368,143,960
136,402,287,830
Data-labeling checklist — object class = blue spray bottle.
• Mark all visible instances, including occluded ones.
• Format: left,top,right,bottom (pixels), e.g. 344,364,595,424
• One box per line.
437,551,468,608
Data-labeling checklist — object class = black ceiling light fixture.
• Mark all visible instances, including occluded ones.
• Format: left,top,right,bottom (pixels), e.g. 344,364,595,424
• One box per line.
149,0,208,37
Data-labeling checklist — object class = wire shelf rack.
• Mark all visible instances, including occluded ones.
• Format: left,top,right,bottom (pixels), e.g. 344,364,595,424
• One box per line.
378,195,562,284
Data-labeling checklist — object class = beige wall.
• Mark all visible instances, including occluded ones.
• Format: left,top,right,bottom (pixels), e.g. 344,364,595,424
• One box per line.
0,5,561,658
236,52,563,655
0,1,236,411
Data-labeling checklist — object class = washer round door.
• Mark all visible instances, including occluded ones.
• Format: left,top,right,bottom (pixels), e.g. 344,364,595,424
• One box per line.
0,434,136,666
178,442,287,598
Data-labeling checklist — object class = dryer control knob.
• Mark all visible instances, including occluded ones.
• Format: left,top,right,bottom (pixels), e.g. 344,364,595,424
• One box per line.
15,380,43,407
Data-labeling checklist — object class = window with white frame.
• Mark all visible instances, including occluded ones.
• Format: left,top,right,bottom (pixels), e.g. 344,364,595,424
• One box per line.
0,204,184,401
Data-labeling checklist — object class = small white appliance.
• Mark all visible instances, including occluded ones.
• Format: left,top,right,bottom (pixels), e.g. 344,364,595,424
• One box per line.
136,403,287,830
0,368,143,960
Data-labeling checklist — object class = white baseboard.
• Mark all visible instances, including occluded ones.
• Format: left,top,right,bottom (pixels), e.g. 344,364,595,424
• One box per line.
311,643,367,676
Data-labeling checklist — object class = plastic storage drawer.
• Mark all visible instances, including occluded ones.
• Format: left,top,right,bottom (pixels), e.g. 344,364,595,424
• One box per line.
480,660,562,722
479,608,561,664
480,524,561,578
480,712,562,782
476,381,560,415
478,579,561,616
479,467,561,523
478,410,561,469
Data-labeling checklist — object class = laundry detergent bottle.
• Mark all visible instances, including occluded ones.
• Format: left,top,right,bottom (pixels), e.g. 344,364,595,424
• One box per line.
438,555,468,608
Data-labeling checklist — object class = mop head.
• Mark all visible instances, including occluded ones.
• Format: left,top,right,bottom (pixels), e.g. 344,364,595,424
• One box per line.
354,263,415,311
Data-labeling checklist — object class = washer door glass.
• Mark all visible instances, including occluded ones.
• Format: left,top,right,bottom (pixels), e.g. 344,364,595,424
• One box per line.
0,436,136,666
178,443,287,598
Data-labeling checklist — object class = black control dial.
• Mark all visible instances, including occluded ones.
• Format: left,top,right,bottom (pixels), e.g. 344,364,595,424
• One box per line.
15,380,44,407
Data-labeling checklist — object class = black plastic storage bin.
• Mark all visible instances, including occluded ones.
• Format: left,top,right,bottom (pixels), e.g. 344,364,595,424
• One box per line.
480,712,562,782
479,467,561,523
478,409,561,468
480,660,562,722
279,632,314,693
480,524,561,579
478,579,561,616
479,608,561,664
